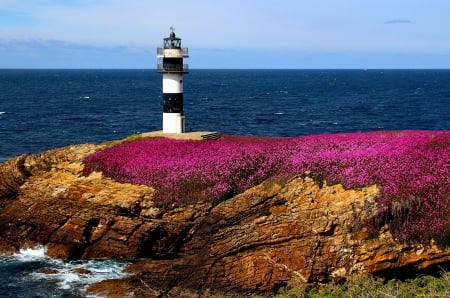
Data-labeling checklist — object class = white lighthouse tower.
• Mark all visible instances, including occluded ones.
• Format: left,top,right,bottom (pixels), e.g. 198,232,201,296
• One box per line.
157,27,189,133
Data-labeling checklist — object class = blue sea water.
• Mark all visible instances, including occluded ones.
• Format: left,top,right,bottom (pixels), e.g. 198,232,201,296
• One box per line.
0,69,449,296
1,69,449,163
0,246,130,297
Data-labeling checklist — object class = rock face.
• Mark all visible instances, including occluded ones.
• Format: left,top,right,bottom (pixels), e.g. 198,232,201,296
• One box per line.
1,142,450,296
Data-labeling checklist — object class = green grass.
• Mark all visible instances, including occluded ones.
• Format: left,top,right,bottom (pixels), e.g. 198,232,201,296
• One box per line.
271,274,450,297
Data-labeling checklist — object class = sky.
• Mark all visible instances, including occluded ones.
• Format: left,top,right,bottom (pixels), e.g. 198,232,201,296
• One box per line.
0,0,449,69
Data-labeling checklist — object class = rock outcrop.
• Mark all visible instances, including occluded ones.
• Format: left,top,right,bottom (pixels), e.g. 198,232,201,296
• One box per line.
1,141,450,297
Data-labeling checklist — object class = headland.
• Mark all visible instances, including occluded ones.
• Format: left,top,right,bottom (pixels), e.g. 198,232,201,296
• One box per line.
0,130,449,297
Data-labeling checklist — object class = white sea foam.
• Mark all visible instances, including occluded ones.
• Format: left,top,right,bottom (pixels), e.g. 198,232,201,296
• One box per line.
55,272,81,290
4,245,131,295
32,258,131,292
13,245,48,261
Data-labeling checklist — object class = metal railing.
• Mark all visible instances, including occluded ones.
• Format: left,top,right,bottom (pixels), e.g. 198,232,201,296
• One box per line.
157,64,189,73
156,47,189,57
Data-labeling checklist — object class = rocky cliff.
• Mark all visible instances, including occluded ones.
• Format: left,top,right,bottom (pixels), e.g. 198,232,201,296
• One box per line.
1,141,450,297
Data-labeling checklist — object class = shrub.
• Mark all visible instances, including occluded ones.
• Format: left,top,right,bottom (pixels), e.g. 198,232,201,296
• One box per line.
273,274,450,298
83,130,450,244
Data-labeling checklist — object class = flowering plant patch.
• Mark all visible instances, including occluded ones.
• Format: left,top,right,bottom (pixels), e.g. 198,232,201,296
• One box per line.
83,131,449,244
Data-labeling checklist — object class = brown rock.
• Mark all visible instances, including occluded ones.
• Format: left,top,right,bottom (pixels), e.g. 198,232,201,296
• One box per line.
0,155,29,200
72,268,92,275
38,268,60,274
87,278,145,298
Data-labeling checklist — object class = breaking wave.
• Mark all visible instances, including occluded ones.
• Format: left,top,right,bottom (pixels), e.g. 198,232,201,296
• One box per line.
0,245,131,297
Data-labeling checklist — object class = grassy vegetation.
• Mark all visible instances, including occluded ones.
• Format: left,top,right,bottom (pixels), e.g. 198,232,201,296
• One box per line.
272,274,450,297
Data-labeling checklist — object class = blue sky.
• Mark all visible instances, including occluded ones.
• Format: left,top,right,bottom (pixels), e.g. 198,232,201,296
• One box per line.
0,0,449,68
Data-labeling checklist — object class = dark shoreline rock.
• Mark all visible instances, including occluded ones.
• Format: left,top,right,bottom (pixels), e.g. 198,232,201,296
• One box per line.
1,140,450,297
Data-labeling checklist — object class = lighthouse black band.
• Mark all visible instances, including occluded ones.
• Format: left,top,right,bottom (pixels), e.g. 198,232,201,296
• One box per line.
163,93,183,114
162,58,183,72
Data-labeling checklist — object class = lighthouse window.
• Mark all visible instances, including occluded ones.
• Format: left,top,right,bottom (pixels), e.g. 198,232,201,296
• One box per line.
164,39,181,49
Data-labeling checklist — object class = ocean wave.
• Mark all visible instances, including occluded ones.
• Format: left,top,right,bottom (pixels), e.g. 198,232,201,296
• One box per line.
13,245,48,261
1,245,131,296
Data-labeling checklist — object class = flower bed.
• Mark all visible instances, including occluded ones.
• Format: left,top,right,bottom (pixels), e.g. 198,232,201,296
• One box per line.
83,130,449,244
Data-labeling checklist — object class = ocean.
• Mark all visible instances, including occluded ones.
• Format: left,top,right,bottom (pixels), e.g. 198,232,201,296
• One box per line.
1,69,449,163
0,69,449,296
0,246,130,297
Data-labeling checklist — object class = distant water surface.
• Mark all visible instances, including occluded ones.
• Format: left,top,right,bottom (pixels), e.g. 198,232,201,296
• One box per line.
1,69,449,161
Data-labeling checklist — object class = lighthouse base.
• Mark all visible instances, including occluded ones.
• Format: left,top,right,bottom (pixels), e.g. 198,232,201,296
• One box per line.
163,113,185,133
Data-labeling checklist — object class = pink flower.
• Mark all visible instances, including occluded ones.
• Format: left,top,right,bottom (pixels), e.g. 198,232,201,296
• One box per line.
83,130,450,244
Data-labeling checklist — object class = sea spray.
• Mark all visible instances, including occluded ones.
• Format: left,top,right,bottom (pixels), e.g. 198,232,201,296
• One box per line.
14,245,48,261
0,245,131,297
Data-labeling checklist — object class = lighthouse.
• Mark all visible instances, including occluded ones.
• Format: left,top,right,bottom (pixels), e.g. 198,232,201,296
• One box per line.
157,28,189,133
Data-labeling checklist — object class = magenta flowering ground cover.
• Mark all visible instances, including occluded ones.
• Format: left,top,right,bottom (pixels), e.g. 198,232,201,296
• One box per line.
83,130,450,244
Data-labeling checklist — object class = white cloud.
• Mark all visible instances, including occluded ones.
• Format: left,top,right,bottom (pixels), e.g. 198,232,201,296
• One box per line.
385,19,412,24
1,0,450,65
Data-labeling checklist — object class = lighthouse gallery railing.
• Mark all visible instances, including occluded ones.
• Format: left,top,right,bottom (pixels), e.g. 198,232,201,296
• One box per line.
157,64,189,73
156,48,189,57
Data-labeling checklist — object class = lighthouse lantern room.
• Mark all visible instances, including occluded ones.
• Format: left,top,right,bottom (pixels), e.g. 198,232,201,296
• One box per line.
157,27,189,133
